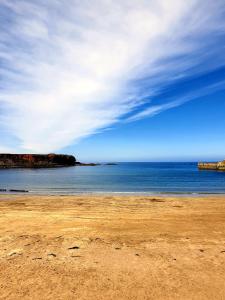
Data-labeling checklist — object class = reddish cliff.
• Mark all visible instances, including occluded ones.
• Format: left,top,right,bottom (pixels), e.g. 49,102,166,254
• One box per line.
0,154,76,168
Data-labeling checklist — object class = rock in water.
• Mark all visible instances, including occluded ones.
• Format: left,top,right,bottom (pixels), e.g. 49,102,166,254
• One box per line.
0,153,76,168
198,160,225,171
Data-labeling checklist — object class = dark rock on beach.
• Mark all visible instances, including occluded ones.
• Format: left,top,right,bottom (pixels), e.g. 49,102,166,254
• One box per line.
9,189,29,193
0,189,28,193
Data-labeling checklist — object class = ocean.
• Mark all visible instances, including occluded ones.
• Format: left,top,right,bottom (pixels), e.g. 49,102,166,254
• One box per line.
0,162,225,195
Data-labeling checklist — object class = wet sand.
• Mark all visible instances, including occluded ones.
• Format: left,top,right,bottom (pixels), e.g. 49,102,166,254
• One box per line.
0,194,225,299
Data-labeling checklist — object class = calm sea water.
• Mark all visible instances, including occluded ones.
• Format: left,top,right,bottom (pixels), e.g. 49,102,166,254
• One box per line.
0,162,225,194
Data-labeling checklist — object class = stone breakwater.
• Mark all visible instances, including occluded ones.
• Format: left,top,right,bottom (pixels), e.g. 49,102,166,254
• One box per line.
0,154,76,168
198,160,225,171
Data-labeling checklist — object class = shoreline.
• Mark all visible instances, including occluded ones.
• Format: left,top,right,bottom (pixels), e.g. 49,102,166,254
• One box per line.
1,191,225,197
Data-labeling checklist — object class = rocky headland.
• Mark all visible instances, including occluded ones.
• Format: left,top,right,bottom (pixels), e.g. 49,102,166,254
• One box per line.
0,154,76,168
198,159,225,171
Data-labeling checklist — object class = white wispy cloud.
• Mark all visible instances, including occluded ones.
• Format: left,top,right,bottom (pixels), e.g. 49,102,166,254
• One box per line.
127,80,225,122
0,0,225,152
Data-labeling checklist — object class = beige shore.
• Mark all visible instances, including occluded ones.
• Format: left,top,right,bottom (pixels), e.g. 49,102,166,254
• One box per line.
0,194,225,300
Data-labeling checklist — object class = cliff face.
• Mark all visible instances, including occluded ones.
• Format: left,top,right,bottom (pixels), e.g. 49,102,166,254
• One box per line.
0,154,76,168
198,160,225,171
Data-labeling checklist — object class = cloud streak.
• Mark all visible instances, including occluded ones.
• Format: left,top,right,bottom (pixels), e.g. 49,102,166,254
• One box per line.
126,80,225,122
0,0,225,152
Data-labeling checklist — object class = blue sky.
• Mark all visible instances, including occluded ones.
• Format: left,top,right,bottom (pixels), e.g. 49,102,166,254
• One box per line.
65,71,225,162
0,0,225,161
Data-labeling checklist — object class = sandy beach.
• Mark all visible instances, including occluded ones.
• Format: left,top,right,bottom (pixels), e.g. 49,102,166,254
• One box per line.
0,194,225,299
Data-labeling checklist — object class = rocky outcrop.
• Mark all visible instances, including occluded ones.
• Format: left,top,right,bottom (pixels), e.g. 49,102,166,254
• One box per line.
0,154,76,168
198,160,225,171
75,162,101,166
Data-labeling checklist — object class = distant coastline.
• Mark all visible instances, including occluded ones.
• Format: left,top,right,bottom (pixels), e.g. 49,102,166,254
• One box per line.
0,153,76,168
0,153,117,169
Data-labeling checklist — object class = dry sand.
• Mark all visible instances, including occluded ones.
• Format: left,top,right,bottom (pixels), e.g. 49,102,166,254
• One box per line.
0,194,225,299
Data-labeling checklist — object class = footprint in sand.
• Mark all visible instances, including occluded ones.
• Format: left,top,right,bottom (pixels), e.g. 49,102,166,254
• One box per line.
68,246,80,250
47,253,56,257
8,249,23,257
